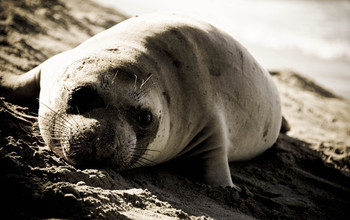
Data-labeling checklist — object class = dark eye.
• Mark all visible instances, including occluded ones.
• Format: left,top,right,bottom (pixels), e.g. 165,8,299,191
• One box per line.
136,110,153,128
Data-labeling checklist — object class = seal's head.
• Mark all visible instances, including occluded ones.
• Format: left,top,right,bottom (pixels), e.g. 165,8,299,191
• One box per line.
38,54,167,170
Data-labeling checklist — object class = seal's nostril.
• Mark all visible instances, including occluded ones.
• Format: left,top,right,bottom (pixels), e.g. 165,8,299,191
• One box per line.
67,86,105,115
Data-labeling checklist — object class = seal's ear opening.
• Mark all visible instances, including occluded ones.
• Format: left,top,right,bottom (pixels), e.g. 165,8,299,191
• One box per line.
67,86,105,115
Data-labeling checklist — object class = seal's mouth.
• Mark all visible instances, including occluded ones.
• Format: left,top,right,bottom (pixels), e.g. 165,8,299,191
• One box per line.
60,136,97,166
59,123,120,168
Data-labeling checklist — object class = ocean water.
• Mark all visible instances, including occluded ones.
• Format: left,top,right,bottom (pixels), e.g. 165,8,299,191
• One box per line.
95,0,350,99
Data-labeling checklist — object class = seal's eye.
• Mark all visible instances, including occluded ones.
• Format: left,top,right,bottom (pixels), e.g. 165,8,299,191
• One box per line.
136,110,153,128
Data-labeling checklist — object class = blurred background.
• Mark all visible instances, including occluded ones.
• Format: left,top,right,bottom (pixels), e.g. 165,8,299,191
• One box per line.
94,0,350,100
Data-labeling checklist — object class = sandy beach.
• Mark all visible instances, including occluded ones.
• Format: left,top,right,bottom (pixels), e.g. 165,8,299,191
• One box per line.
1,0,349,219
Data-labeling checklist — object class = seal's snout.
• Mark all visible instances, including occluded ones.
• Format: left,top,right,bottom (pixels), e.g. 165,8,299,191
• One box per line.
63,85,107,162
60,117,101,164
70,123,99,146
58,114,121,168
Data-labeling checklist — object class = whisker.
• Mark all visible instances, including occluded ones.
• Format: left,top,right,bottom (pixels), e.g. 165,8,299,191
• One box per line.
76,106,81,115
130,80,155,99
38,102,79,127
39,101,75,127
47,132,69,139
47,131,70,137
134,160,150,167
37,114,72,130
35,105,78,128
135,156,156,165
39,127,70,133
66,113,80,128
133,74,138,91
35,112,71,130
133,152,155,159
133,87,154,100
50,136,69,141
133,148,160,153
134,140,157,146
111,70,118,84
126,138,137,144
139,73,153,89
135,86,153,96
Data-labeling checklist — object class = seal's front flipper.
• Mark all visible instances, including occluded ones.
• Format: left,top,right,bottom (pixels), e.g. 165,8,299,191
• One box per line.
0,65,41,99
201,151,242,191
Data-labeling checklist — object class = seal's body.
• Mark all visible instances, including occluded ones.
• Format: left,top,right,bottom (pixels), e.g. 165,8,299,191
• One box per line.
0,13,281,188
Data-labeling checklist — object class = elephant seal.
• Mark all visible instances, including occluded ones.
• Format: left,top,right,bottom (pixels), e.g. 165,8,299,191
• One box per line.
0,13,281,188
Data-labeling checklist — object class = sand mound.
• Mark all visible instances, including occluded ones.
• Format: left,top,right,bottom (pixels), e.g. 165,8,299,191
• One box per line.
1,0,349,219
